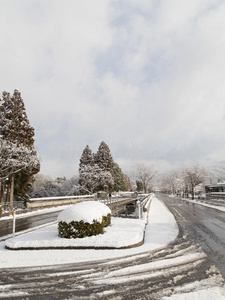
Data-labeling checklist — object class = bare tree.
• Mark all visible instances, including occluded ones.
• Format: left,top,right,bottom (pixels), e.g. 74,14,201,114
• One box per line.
160,170,185,196
134,163,157,193
182,165,208,200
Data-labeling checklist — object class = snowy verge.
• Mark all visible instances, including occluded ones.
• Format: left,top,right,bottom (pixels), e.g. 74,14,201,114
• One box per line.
181,198,225,212
161,286,225,300
0,197,179,268
5,217,146,250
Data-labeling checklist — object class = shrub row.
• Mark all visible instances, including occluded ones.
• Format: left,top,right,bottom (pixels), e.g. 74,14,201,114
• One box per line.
58,213,111,239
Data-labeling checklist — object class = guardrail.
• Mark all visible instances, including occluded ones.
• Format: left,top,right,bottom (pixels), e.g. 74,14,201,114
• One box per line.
1,193,152,216
27,195,95,209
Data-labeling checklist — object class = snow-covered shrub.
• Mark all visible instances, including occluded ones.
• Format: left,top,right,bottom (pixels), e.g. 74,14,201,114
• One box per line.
57,201,111,239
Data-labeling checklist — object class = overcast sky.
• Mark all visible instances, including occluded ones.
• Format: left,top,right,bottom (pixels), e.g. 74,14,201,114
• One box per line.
1,0,225,178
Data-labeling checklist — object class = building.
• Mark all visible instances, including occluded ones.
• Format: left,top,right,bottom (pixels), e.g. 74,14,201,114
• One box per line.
203,176,225,193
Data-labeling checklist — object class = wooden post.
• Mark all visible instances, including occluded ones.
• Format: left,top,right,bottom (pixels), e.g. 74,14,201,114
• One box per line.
10,174,14,210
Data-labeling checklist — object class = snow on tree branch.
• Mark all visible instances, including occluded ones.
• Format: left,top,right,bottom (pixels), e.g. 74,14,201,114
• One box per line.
0,138,40,181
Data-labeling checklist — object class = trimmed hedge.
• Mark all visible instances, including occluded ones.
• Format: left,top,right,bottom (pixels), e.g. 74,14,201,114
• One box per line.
102,213,111,227
58,213,111,239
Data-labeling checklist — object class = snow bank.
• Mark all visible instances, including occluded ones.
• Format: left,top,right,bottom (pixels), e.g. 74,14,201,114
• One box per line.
57,201,111,224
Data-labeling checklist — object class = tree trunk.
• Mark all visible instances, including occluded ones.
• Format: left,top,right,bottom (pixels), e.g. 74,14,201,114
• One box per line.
192,186,194,200
5,181,10,210
10,174,14,209
0,181,4,207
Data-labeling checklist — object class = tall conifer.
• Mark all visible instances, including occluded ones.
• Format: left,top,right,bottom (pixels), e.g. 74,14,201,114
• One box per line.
95,141,114,174
79,145,94,171
0,90,40,202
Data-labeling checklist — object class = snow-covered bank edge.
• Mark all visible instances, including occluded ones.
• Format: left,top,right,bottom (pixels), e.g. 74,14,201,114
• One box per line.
0,196,179,268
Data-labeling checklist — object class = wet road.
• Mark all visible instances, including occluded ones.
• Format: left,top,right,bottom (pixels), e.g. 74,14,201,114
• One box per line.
0,211,60,238
158,193,225,278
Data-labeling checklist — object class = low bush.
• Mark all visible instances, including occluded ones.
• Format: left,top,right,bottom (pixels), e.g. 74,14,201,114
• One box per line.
102,213,111,227
0,206,2,215
58,214,111,239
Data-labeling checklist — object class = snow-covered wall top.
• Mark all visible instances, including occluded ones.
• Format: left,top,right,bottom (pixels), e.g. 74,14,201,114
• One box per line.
57,201,111,224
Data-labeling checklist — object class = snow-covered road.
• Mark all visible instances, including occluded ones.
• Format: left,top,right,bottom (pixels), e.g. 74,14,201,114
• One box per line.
0,196,225,299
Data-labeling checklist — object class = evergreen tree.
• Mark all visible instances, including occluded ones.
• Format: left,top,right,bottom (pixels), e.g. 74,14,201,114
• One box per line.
79,164,114,194
0,90,40,205
124,174,131,191
0,90,35,147
136,180,143,192
95,141,114,174
78,143,115,194
79,145,94,172
112,163,129,191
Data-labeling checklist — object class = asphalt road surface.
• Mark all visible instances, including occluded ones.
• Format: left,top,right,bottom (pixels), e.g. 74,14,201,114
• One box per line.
158,193,225,278
0,195,225,299
0,211,60,238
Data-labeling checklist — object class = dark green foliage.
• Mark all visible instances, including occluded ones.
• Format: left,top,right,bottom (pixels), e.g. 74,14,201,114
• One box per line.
0,90,35,147
102,213,111,227
79,145,94,172
0,90,40,199
95,141,114,173
112,163,129,191
136,180,143,192
58,214,111,239
0,206,2,215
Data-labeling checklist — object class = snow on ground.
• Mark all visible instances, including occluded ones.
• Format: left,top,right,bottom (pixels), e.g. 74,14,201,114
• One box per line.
161,286,225,300
0,196,178,268
182,198,225,212
5,217,146,249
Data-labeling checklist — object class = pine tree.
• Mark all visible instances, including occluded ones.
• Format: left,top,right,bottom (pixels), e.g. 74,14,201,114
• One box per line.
95,141,114,174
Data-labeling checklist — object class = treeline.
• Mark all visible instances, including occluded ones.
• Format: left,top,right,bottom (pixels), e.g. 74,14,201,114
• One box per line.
160,165,207,199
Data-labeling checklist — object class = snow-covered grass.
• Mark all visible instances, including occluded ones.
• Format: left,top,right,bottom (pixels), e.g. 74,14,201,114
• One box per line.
0,196,178,268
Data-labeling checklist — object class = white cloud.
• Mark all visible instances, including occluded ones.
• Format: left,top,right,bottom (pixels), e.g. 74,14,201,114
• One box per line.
1,0,225,178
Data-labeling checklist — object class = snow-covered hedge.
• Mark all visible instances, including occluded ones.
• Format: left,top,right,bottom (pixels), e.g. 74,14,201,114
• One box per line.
57,201,111,239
